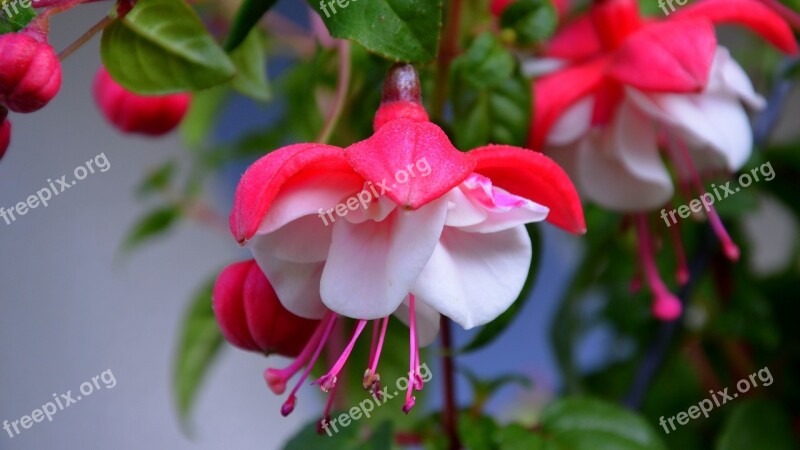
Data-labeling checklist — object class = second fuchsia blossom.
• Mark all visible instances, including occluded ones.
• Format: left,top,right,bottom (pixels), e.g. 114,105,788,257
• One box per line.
226,64,585,423
523,0,798,320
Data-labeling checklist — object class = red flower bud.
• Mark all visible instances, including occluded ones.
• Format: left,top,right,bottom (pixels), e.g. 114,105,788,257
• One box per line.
0,33,62,113
92,66,191,136
0,118,10,161
373,63,428,131
212,260,320,357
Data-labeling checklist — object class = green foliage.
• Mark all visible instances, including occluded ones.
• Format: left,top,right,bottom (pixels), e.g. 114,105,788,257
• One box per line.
541,397,668,450
306,0,443,63
101,0,235,94
173,277,225,430
228,30,271,102
121,206,181,252
136,161,177,199
0,1,35,33
498,0,557,45
222,0,279,52
716,400,796,450
283,419,395,450
450,33,531,150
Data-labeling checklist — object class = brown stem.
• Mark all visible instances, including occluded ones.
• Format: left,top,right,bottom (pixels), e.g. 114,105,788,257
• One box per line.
316,40,351,144
431,0,463,121
441,317,461,450
58,15,114,61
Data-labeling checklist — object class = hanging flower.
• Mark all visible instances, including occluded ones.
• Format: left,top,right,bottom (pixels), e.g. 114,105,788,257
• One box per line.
0,31,62,114
528,0,797,319
93,66,191,136
228,64,585,420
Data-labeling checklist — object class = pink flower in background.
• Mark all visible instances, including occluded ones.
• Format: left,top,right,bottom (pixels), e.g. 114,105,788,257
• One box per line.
528,0,797,319
229,65,585,419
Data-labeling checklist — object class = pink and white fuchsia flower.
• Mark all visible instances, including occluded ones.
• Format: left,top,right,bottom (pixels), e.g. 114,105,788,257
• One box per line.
525,0,797,319
228,65,585,420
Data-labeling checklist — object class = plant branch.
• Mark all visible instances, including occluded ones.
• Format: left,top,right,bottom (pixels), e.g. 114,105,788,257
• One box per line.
58,14,114,61
441,317,461,450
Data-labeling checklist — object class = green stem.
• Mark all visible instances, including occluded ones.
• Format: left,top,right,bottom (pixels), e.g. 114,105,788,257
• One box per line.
431,0,463,122
316,41,351,144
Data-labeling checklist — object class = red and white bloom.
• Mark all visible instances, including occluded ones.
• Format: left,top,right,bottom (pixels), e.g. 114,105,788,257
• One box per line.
528,0,797,319
229,65,585,418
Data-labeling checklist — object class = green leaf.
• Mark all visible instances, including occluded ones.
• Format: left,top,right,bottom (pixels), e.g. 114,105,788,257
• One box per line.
461,224,539,352
0,1,35,33
496,424,546,450
179,85,228,149
100,0,235,95
136,161,177,199
122,206,181,252
173,277,225,430
306,0,443,63
716,399,795,450
451,34,531,150
499,0,557,45
540,397,668,450
283,417,394,449
222,0,278,51
228,29,271,102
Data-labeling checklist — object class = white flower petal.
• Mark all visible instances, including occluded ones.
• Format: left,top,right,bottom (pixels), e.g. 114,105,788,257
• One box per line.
253,215,332,263
579,101,674,211
454,174,549,233
410,225,532,330
319,197,449,319
707,47,766,110
547,96,594,146
251,248,328,319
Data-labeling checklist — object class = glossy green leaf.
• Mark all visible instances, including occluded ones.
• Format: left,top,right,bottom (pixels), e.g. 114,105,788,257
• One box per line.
222,0,278,51
461,224,539,352
541,397,668,450
229,29,271,102
173,277,225,430
499,0,557,45
451,34,531,150
100,0,235,94
0,1,35,33
306,0,443,63
122,206,181,252
716,399,795,450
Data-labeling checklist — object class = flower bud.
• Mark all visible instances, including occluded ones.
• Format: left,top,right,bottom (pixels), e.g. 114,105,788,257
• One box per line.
373,63,428,131
0,33,62,113
212,260,320,357
0,117,10,161
92,66,191,136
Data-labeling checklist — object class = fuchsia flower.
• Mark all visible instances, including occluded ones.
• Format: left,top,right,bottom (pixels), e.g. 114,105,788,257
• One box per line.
528,0,797,319
93,66,191,136
229,65,585,419
0,31,61,114
0,115,10,162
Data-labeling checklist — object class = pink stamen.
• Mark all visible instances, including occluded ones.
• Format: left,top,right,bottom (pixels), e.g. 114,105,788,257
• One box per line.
264,313,330,395
280,313,338,416
363,317,389,395
671,137,740,261
317,381,340,435
314,320,368,392
369,317,389,374
404,294,419,414
636,215,682,321
667,220,689,285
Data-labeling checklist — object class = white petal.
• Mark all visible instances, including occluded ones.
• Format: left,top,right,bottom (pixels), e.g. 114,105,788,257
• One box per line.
319,197,449,319
258,171,363,234
521,56,567,77
547,96,594,146
579,101,674,211
251,248,328,319
253,215,332,263
627,88,753,172
410,226,532,330
454,174,549,233
393,297,441,347
706,47,766,110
